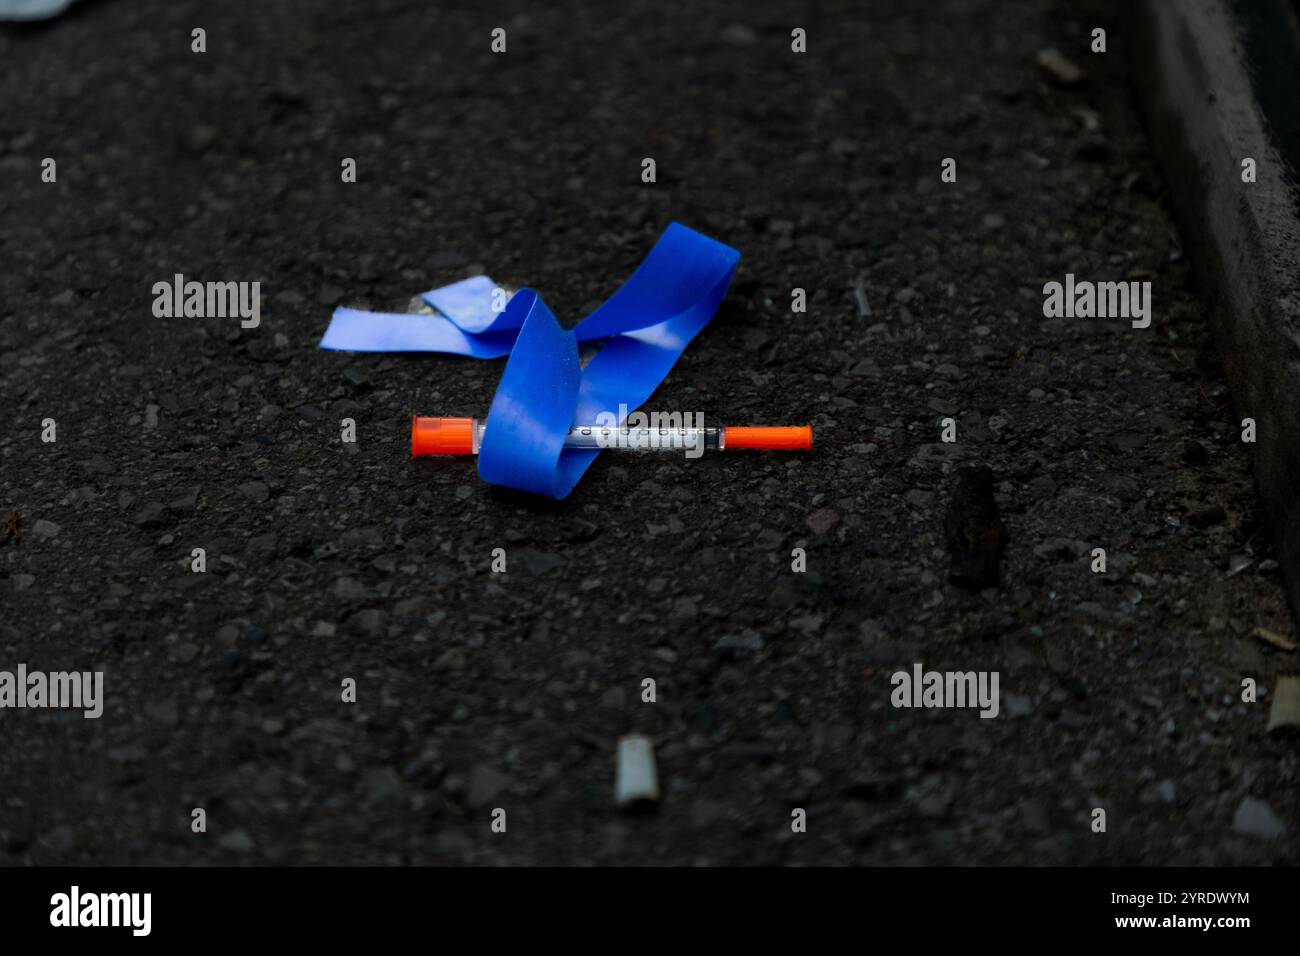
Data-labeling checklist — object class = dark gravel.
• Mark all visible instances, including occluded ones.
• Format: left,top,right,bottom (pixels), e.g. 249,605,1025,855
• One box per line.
1,0,1297,865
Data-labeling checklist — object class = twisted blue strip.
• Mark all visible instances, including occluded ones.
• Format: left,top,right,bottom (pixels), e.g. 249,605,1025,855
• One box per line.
320,222,740,499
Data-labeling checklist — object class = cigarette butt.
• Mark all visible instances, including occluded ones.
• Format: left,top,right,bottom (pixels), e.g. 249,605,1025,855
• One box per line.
1254,627,1296,652
615,734,659,810
1267,676,1300,733
1036,47,1084,86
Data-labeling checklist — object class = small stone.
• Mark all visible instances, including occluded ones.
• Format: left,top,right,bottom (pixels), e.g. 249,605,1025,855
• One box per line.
1232,796,1285,840
32,519,60,540
715,630,765,652
238,481,270,503
806,508,839,534
513,548,563,575
217,828,255,852
168,487,200,513
789,614,823,636
171,642,199,663
131,502,167,528
1027,475,1057,499
905,489,934,510
333,577,366,600
916,792,951,819
1005,694,1033,718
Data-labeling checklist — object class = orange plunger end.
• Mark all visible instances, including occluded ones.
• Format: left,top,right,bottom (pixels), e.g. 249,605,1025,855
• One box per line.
412,416,475,456
724,425,813,451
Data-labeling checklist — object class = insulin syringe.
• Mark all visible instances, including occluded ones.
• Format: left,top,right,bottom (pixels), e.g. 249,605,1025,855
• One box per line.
411,416,812,456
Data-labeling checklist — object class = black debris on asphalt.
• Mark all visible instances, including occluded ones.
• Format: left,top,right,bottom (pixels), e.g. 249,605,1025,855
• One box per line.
945,465,1005,590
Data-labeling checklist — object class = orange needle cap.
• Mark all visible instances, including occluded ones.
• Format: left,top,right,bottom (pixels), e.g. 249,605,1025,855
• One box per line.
411,416,475,456
725,425,813,451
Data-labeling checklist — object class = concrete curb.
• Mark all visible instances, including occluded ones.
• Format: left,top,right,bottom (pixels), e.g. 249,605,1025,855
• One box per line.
1132,0,1300,617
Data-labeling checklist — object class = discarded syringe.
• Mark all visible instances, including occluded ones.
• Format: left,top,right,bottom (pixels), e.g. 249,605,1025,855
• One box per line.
411,416,812,456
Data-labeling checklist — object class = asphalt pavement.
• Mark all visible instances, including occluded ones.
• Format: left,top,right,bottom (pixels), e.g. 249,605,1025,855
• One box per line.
1,0,1296,864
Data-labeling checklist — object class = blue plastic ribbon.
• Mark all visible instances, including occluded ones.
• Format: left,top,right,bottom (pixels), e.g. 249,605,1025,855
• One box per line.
320,222,740,499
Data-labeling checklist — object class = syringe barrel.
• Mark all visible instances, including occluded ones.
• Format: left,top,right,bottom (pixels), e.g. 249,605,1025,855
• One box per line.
563,425,720,451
